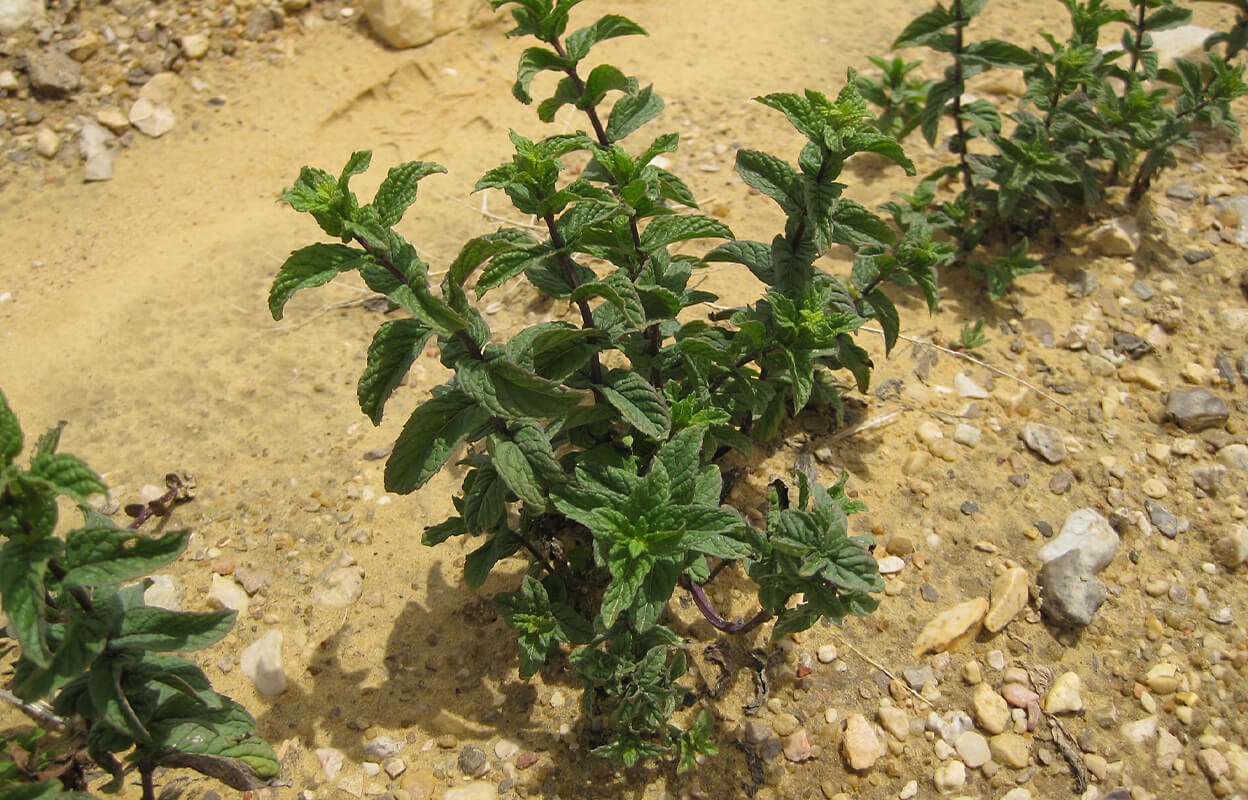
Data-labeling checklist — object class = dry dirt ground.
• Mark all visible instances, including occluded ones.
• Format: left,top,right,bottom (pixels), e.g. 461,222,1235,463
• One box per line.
3,1,1248,799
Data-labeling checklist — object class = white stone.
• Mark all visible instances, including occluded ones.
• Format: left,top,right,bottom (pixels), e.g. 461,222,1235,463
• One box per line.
1088,216,1138,256
954,372,988,398
877,555,905,574
1037,509,1119,573
181,33,209,59
0,0,45,35
1044,671,1083,714
34,126,59,158
842,713,882,771
953,423,981,447
77,117,114,182
1121,716,1160,745
316,747,345,781
316,550,365,606
128,97,175,138
138,72,180,106
360,0,489,48
955,730,991,768
207,573,249,612
142,574,181,611
443,783,498,800
0,70,18,91
971,683,1010,735
241,630,287,696
933,759,966,792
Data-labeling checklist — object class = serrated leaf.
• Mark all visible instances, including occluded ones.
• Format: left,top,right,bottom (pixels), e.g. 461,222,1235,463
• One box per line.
580,63,631,109
704,240,774,283
477,247,551,296
61,528,188,587
893,5,958,48
755,92,823,141
463,530,519,589
866,289,900,355
566,13,647,60
458,358,583,419
27,453,106,500
570,273,645,327
0,537,57,667
656,426,705,505
784,348,815,414
529,327,604,381
112,607,236,652
0,388,21,463
599,369,670,439
269,244,369,320
1144,4,1192,31
148,696,279,789
385,389,489,494
514,46,573,104
358,319,434,425
735,149,801,213
830,199,895,248
422,516,467,546
605,85,664,142
639,215,733,252
338,150,372,183
373,161,447,227
492,436,545,507
963,39,1034,68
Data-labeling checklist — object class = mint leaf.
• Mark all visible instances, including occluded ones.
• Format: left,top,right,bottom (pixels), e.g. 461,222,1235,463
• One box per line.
599,369,670,439
269,244,368,320
0,537,58,667
385,390,490,494
457,358,583,419
61,528,187,587
373,161,447,227
735,149,801,213
148,696,279,789
112,607,236,652
605,85,663,142
656,426,704,505
893,5,958,48
566,14,647,60
28,453,106,501
338,150,372,184
514,46,573,104
491,436,545,507
0,388,20,464
639,215,733,252
358,319,433,425
704,240,774,283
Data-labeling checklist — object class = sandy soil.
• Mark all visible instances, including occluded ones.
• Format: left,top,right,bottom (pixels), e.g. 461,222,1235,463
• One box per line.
3,1,1248,799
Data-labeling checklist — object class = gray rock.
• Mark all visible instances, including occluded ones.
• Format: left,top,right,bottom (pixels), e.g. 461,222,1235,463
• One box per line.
1215,354,1238,387
1165,182,1199,201
903,665,935,690
1129,280,1155,301
26,48,81,96
0,0,44,35
1185,249,1214,264
1146,500,1179,538
926,710,975,745
1038,508,1119,573
1166,388,1229,432
1217,443,1248,470
1067,269,1099,298
364,735,404,758
1191,464,1228,494
1238,354,1248,384
1021,318,1055,347
458,745,487,777
1038,550,1108,628
1020,422,1067,464
244,7,283,39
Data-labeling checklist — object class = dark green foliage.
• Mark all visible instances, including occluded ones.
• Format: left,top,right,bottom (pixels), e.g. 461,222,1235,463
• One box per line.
275,0,941,769
0,389,277,799
870,0,1248,298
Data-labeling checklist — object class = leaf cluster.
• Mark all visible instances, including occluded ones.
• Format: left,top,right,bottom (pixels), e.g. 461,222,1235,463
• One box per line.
869,0,1248,298
0,389,277,799
273,0,927,769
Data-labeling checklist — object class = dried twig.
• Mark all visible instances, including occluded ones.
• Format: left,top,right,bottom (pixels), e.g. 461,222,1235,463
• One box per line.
828,406,910,443
1023,662,1090,793
859,326,1077,416
0,688,69,730
833,633,937,710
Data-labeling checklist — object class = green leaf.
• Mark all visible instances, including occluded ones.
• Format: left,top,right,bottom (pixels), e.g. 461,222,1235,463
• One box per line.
358,319,434,425
13,614,109,700
599,369,670,439
457,358,584,419
27,453,106,501
963,39,1034,68
338,150,372,183
61,528,188,587
112,607,236,652
0,782,94,800
866,289,900,354
704,240,774,283
477,247,551,296
385,389,490,494
269,244,369,320
755,92,823,141
492,436,545,507
605,85,664,142
830,200,895,248
463,531,519,589
893,6,958,48
422,516,468,546
373,161,447,227
514,46,573,104
735,149,801,213
566,14,647,61
657,425,705,505
0,538,57,667
448,230,535,297
0,388,20,463
147,696,279,789
580,64,632,108
639,215,733,252
1144,4,1192,31
529,327,604,380
784,348,815,413
570,273,645,327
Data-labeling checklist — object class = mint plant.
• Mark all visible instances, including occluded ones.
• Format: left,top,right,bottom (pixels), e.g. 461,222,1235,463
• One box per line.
873,0,1247,298
0,389,277,799
272,0,939,768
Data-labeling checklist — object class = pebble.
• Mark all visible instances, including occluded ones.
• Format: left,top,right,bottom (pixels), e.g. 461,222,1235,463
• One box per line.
817,644,838,663
1191,464,1228,494
181,33,210,59
26,49,81,96
955,372,988,398
458,745,487,777
1118,364,1165,390
129,97,175,138
1089,217,1138,256
1166,388,1229,432
365,735,405,758
989,732,1031,768
494,739,520,760
1037,508,1119,572
972,684,1011,735
315,550,365,607
953,423,981,447
1019,422,1068,463
316,747,345,781
773,712,800,737
78,117,114,181
842,713,881,771
984,565,1029,632
1216,443,1248,470
1198,748,1230,780
879,704,910,741
442,784,497,800
1141,478,1168,498
1038,550,1107,627
33,125,59,158
1044,672,1083,714
903,665,935,690
207,573,250,612
1121,716,1159,744
912,598,988,657
929,438,960,462
927,710,974,744
877,555,905,574
783,729,812,763
955,730,991,768
142,574,181,610
932,759,967,792
1212,524,1248,567
240,630,286,696
1146,500,1180,538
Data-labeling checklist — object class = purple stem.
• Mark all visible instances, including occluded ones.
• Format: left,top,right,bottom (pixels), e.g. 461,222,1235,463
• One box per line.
678,575,772,634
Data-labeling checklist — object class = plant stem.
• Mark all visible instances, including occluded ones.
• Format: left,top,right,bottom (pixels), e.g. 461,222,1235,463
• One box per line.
951,0,976,199
139,759,156,800
1129,0,1146,76
541,212,605,386
0,688,69,730
678,575,771,634
511,528,561,578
